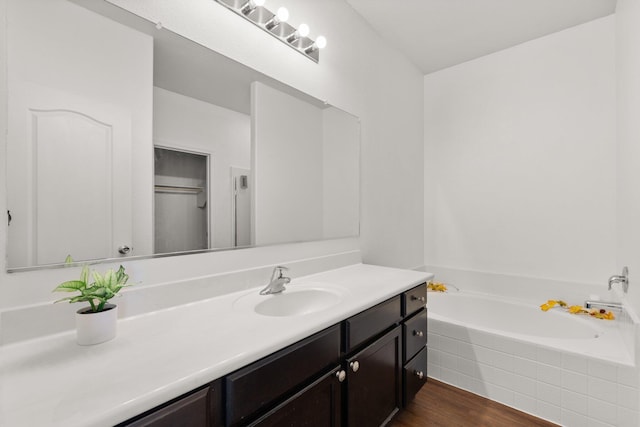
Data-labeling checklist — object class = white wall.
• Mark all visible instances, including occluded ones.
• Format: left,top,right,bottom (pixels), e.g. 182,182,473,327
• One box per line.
616,0,640,315
0,0,424,323
153,87,250,249
424,16,616,285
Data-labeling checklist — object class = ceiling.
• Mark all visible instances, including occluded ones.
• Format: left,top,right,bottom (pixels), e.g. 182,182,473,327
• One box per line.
346,0,617,74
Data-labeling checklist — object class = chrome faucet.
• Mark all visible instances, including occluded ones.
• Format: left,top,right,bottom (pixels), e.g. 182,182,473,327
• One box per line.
608,266,629,293
259,266,291,295
585,300,623,312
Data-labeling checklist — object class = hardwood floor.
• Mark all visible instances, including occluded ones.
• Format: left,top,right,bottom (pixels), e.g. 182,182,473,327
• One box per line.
389,379,559,427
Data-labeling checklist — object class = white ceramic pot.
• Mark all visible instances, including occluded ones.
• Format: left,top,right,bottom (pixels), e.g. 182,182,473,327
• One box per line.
75,304,118,346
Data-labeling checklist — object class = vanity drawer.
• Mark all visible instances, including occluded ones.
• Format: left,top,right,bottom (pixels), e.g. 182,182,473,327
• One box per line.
344,295,402,352
403,347,427,406
225,324,341,427
403,309,427,363
402,283,426,317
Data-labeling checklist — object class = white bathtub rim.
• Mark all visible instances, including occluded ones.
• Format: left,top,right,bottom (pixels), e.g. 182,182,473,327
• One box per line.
427,290,634,366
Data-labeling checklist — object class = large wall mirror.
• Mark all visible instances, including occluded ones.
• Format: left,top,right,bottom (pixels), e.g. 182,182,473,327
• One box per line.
6,0,360,271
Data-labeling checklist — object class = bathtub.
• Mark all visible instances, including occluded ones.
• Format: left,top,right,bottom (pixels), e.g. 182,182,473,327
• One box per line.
429,291,602,341
426,291,638,427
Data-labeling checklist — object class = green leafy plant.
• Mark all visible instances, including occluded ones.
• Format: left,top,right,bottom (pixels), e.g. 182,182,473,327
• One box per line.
53,265,131,312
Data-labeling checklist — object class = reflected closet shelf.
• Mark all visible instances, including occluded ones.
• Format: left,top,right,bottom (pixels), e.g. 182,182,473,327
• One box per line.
154,185,204,194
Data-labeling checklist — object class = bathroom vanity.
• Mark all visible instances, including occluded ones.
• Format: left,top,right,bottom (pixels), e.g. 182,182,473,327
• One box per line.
0,264,431,426
120,282,428,426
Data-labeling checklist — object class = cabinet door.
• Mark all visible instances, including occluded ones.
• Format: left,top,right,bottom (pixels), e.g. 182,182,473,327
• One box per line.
346,326,401,427
249,366,343,427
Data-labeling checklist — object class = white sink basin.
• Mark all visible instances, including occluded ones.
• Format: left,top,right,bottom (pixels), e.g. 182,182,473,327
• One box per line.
255,289,341,317
234,284,345,317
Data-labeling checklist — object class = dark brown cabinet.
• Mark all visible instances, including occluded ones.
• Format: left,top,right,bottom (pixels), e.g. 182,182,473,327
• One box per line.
119,282,428,427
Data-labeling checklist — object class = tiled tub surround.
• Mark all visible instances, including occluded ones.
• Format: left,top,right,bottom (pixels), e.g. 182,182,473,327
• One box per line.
427,291,640,427
0,263,431,427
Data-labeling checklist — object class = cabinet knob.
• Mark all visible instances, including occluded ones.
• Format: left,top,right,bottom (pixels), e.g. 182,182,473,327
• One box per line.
118,245,131,255
335,370,346,383
350,361,360,373
414,370,424,380
411,295,426,303
413,330,424,337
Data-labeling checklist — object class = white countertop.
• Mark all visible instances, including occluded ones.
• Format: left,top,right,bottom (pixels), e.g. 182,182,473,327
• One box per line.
0,263,431,427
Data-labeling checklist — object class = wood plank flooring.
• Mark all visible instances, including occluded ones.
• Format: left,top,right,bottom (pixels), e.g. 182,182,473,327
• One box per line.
389,379,559,427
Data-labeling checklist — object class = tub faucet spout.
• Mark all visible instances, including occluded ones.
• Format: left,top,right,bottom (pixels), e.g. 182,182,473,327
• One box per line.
584,300,622,312
608,266,629,293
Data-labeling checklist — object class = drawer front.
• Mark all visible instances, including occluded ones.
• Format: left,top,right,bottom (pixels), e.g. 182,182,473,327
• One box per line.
344,295,402,352
225,325,341,427
403,347,427,406
402,284,426,317
403,309,427,363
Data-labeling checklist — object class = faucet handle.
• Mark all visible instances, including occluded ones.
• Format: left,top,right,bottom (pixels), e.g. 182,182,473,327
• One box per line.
272,265,289,279
274,265,289,277
608,266,630,293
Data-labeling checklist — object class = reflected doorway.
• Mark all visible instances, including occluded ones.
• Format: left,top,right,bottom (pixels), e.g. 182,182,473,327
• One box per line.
154,147,209,253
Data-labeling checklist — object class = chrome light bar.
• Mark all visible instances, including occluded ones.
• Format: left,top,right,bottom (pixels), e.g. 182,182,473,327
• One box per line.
214,0,326,63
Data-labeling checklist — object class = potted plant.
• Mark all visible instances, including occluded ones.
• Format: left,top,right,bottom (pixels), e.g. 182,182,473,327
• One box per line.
53,264,131,345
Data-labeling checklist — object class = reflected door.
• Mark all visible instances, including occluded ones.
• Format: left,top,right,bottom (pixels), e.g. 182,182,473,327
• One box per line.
7,83,133,267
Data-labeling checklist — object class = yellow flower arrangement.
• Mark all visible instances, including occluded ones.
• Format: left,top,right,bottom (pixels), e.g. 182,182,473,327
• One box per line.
427,281,447,292
539,299,567,311
540,299,615,320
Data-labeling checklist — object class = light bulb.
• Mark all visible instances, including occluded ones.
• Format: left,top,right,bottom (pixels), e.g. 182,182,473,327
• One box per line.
298,23,310,38
276,7,289,22
286,23,309,43
242,0,265,14
315,35,327,49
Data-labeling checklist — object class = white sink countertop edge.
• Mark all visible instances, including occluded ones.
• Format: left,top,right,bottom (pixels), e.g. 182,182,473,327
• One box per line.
0,263,432,427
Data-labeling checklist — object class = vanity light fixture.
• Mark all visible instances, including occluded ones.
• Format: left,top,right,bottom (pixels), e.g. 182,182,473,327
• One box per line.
214,0,326,62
